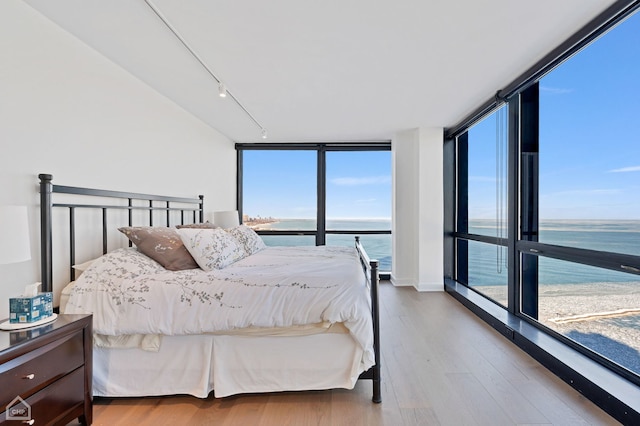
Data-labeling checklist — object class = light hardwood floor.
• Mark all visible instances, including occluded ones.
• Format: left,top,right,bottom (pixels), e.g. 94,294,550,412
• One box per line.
70,283,621,425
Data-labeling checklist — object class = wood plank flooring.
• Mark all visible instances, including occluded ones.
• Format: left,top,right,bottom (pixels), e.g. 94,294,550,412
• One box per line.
68,283,621,425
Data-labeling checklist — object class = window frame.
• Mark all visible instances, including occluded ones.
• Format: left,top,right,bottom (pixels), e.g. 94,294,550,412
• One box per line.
445,3,640,420
452,84,640,386
236,142,392,274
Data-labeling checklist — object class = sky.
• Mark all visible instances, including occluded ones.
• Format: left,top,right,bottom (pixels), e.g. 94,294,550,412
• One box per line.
469,10,640,221
242,150,391,220
244,11,639,222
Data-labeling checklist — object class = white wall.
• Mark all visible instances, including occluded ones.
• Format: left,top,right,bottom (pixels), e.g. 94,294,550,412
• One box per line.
392,127,443,291
0,1,236,317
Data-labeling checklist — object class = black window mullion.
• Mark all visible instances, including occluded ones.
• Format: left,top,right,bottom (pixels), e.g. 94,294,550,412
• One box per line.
518,83,540,318
507,97,519,315
456,132,469,285
317,148,326,245
326,230,392,235
236,149,243,221
453,232,507,247
444,136,456,280
518,240,640,278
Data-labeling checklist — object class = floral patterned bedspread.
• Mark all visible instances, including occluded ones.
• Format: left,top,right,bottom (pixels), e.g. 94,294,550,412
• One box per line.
64,246,374,369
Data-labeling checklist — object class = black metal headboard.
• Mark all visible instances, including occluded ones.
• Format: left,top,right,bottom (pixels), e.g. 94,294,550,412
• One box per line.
39,173,204,293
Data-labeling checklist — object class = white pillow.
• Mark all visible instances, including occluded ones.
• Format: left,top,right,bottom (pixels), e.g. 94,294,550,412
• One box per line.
72,258,100,277
226,225,266,256
177,228,246,271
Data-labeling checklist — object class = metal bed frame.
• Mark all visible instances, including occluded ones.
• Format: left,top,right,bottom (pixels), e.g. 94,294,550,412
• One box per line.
38,173,381,403
39,173,204,288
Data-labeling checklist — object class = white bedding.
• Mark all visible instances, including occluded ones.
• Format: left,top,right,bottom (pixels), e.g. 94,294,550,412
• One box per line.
64,245,375,372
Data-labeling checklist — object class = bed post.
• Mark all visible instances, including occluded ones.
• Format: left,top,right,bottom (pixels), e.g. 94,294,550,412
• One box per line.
39,174,53,293
199,195,204,223
370,258,381,403
355,236,382,403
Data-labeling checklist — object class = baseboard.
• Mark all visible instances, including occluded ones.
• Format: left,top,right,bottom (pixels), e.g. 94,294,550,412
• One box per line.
390,276,414,287
390,276,444,292
415,281,444,292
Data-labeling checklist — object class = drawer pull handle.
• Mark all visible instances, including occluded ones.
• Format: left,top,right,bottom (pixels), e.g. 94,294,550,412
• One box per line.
23,420,35,425
23,373,35,380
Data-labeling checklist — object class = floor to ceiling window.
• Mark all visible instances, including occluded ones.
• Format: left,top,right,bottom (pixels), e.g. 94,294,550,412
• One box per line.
241,149,317,246
457,106,509,306
534,9,640,378
237,143,392,273
450,6,640,387
325,150,392,271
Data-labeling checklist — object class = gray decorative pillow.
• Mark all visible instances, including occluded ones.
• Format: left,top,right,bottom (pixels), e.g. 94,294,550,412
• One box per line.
118,226,199,271
226,225,266,256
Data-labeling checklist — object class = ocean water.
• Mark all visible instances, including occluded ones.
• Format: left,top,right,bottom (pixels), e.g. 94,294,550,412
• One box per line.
254,219,392,271
255,218,640,280
467,219,640,375
468,219,640,287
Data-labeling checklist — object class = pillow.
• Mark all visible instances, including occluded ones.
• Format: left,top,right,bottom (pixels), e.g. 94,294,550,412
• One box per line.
226,225,266,256
118,226,199,271
75,248,166,284
72,258,99,277
176,228,246,271
175,222,218,229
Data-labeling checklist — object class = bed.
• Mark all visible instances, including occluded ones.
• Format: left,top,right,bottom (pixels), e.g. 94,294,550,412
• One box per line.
38,174,381,403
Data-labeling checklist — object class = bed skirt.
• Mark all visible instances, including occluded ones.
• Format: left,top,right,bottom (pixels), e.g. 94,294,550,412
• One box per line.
93,331,364,398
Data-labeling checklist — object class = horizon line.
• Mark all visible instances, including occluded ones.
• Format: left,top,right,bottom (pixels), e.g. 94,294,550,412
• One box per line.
245,217,391,221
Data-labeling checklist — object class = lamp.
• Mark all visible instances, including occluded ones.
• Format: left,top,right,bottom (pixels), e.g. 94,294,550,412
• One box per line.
213,210,240,229
0,206,57,330
0,206,31,265
218,82,227,98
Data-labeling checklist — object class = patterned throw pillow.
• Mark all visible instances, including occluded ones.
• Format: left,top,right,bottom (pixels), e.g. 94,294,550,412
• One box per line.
176,228,246,270
226,225,266,256
78,248,166,283
118,226,199,271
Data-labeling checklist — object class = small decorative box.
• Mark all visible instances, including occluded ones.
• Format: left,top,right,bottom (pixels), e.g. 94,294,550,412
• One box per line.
9,292,53,323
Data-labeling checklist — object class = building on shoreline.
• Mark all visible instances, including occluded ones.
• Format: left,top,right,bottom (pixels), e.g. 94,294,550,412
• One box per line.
243,214,278,229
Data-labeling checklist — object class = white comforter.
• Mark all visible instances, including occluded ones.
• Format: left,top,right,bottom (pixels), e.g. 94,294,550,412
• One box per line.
64,246,375,370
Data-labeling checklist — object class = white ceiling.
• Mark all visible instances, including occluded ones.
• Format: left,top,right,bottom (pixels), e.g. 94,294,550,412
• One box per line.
24,0,614,143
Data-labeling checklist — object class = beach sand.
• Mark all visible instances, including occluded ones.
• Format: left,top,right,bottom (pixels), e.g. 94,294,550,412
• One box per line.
473,282,640,373
244,220,279,230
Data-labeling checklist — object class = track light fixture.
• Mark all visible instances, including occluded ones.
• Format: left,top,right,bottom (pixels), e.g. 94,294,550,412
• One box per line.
144,0,267,140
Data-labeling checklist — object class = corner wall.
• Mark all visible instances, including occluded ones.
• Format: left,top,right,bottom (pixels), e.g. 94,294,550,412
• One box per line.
0,1,236,316
392,127,443,291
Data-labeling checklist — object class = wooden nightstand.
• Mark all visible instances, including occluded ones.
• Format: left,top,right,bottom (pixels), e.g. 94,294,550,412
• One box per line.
0,314,92,425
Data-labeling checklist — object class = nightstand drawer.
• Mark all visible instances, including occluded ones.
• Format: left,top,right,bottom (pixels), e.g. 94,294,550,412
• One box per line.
0,366,85,426
0,329,84,408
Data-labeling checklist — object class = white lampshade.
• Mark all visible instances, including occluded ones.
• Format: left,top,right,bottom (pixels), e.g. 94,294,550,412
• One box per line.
0,206,31,264
213,210,240,229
